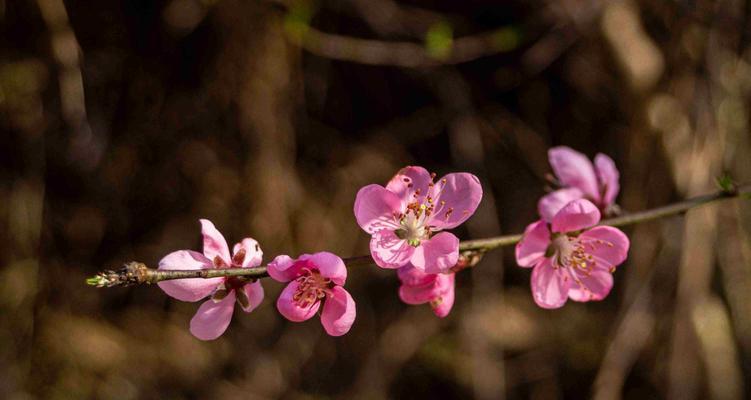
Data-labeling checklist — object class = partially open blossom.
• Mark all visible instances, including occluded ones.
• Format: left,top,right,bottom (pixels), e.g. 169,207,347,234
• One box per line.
397,264,455,317
157,219,264,340
538,146,620,222
268,252,356,336
354,166,482,273
516,199,629,309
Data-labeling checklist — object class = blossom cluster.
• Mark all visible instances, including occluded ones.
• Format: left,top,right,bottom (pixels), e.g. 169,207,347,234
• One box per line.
157,146,629,340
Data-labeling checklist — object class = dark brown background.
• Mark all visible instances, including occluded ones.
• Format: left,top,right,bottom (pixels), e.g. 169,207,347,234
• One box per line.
2,0,751,398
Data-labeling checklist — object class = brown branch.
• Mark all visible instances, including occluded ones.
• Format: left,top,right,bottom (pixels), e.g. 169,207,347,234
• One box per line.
87,184,750,288
297,26,516,67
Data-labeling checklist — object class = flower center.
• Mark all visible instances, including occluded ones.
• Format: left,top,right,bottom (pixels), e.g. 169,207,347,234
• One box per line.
211,249,252,308
393,174,457,246
293,268,333,308
549,234,595,273
396,206,430,246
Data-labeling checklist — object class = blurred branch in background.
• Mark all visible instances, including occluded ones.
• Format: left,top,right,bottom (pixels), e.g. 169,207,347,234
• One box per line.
291,23,520,68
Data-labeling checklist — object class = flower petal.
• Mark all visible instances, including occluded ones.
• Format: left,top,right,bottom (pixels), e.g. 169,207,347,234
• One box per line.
568,268,614,302
232,238,263,268
157,250,221,302
579,226,630,267
370,230,415,269
411,232,460,274
551,199,601,233
305,252,347,285
276,280,320,322
431,274,455,318
200,219,231,263
537,187,584,223
353,184,402,234
238,280,264,313
548,146,600,201
397,264,435,287
428,172,483,230
515,220,551,268
594,153,620,208
320,286,356,336
385,166,433,206
267,255,301,282
189,293,236,341
530,258,571,309
399,279,437,305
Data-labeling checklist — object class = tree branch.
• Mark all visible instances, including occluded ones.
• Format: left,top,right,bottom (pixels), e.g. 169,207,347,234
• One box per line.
87,184,749,288
296,25,517,67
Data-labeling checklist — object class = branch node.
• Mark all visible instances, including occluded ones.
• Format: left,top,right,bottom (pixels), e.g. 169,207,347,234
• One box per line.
451,250,485,272
86,262,150,287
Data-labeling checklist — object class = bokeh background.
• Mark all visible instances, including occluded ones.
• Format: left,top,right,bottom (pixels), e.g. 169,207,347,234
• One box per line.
2,0,751,398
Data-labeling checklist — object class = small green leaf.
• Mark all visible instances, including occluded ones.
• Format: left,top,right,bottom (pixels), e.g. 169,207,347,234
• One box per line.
284,2,314,43
491,27,521,52
425,22,453,60
715,174,736,193
86,275,106,287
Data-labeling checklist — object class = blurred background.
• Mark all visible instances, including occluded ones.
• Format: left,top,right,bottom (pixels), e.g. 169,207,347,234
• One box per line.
2,0,751,398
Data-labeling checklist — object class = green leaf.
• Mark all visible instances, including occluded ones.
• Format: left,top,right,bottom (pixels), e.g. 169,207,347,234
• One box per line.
86,275,106,287
425,22,453,60
491,27,521,52
715,174,736,193
284,2,314,43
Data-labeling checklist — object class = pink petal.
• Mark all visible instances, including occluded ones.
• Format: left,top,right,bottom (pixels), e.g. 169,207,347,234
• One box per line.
353,184,402,234
551,199,601,233
385,166,433,206
430,273,455,318
530,258,571,309
157,250,222,302
399,279,438,305
238,280,264,313
515,220,551,268
200,219,231,264
320,286,356,336
594,153,620,208
537,187,584,223
267,255,301,282
411,232,460,274
304,252,347,285
579,226,630,267
397,264,435,287
276,280,320,322
428,172,483,230
567,268,614,302
189,293,236,341
370,229,415,269
232,238,263,268
548,147,600,201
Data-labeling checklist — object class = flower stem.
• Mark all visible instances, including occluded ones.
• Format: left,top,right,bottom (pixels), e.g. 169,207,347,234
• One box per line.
87,184,750,287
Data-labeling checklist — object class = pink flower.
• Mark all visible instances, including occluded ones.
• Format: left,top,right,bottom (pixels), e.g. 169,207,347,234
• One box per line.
268,252,356,336
538,146,620,222
397,264,455,318
157,219,264,340
515,199,629,309
354,166,483,273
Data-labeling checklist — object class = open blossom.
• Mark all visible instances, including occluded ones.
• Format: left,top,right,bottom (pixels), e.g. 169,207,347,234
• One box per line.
157,219,264,341
397,264,455,317
268,252,356,336
538,146,620,222
516,199,629,309
354,166,482,273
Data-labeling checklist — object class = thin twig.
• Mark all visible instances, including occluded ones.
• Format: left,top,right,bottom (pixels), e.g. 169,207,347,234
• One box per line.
87,184,749,287
297,26,517,67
